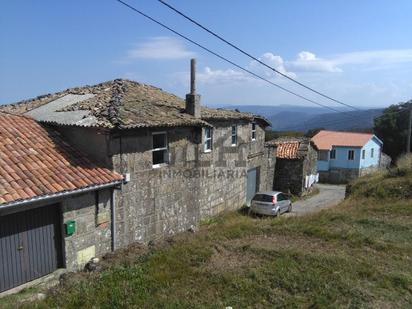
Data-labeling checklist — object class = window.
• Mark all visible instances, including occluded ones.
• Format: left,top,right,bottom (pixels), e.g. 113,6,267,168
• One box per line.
152,132,168,167
318,150,329,161
251,122,256,141
348,150,355,161
252,194,272,202
330,149,336,160
371,148,374,158
204,127,213,152
231,125,237,146
362,149,366,159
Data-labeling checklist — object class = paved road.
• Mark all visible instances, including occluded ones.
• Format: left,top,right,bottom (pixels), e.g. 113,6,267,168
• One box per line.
289,184,346,216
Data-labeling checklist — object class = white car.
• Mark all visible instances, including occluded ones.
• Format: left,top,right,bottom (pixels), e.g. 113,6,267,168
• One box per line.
250,191,292,216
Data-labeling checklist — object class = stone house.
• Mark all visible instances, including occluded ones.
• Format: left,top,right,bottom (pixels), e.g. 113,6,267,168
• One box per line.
0,112,123,293
268,137,318,196
0,61,275,274
312,130,383,183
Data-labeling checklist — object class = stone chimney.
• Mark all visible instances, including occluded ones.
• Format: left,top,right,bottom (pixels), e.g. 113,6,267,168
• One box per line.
185,58,201,118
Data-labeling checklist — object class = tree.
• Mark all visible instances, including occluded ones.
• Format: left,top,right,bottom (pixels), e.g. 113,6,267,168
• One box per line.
374,100,412,160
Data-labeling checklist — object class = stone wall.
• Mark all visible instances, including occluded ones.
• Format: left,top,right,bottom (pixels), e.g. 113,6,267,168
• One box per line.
273,158,304,195
54,120,273,249
61,189,112,270
273,142,317,196
320,168,360,184
110,121,273,247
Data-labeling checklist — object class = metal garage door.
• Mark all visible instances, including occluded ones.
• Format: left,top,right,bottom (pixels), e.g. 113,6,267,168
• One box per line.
246,167,259,206
0,204,62,292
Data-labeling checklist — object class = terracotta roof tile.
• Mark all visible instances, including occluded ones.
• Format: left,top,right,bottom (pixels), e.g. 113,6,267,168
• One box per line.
267,137,315,159
273,141,301,159
311,130,376,150
0,113,123,206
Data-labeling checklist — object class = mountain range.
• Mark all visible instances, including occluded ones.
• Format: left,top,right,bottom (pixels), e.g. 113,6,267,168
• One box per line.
209,104,384,132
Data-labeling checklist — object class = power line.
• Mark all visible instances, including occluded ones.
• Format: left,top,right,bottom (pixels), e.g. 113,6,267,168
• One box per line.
114,0,344,114
157,0,361,111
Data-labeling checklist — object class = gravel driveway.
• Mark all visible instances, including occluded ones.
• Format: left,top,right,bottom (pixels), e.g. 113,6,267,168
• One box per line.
288,184,346,216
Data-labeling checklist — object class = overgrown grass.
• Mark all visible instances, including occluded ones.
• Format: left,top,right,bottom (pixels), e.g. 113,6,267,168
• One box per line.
4,158,412,308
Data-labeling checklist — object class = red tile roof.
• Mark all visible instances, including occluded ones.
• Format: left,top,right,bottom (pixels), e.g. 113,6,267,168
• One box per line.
311,130,374,151
0,113,123,205
275,141,301,159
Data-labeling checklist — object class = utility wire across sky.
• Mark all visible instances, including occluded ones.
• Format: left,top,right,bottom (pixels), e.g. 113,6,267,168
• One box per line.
114,0,404,130
114,0,345,115
157,0,361,111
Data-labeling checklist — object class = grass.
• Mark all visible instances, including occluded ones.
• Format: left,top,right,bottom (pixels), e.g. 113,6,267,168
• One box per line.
4,156,412,308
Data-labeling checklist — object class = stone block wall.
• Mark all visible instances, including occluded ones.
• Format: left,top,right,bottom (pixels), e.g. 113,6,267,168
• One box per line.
110,121,273,247
320,168,360,184
274,158,304,195
61,189,112,270
273,141,317,196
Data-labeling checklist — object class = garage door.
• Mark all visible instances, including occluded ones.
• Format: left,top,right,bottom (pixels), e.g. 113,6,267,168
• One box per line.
246,167,259,206
0,204,62,292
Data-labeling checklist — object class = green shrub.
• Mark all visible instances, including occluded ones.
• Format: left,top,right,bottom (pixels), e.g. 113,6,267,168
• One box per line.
396,153,412,175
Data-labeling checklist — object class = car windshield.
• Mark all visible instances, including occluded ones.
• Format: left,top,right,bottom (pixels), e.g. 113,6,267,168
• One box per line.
252,194,273,202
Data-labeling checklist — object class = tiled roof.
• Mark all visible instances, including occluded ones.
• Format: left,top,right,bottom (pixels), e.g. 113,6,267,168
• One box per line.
266,137,314,159
0,113,123,206
275,141,300,159
311,130,376,150
0,79,270,129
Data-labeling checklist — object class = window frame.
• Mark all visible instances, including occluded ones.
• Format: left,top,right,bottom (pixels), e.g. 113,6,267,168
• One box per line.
251,122,256,141
362,149,366,159
318,150,329,161
204,127,213,152
330,149,336,160
348,149,355,161
152,131,168,168
231,124,238,146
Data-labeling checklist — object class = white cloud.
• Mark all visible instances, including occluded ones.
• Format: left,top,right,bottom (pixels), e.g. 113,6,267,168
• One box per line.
334,49,412,66
286,51,342,73
249,52,296,78
197,67,252,84
286,49,412,73
126,37,195,60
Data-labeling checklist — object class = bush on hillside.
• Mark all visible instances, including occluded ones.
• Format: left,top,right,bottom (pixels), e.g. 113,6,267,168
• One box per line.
346,153,412,200
396,153,412,175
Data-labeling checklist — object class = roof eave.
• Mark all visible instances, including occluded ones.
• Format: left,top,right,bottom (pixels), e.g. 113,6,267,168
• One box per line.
0,180,123,212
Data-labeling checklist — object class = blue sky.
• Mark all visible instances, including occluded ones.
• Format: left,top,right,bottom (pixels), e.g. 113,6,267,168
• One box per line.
1,0,412,109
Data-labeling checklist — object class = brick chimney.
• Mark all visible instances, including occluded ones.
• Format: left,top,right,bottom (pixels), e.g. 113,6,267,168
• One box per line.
185,58,201,118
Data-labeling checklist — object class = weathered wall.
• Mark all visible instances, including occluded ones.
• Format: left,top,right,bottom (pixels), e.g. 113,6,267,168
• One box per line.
109,126,200,247
274,159,304,195
110,121,273,246
54,120,273,248
54,126,112,167
320,168,360,184
273,143,317,196
61,189,112,270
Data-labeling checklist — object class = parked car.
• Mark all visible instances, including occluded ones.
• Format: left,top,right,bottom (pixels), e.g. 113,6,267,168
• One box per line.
250,191,292,216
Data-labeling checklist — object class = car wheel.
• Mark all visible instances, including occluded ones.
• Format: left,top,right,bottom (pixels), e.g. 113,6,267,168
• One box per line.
276,209,281,217
287,203,292,213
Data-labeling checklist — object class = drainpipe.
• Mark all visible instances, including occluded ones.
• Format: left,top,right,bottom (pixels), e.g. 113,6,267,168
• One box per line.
110,188,116,251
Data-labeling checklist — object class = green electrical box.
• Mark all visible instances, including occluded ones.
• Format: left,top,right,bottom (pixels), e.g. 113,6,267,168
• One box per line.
65,220,76,236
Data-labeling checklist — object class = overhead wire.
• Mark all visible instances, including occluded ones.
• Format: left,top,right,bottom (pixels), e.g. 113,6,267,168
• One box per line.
157,0,361,111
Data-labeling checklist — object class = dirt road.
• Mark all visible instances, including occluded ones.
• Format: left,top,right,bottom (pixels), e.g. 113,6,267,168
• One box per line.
289,184,346,216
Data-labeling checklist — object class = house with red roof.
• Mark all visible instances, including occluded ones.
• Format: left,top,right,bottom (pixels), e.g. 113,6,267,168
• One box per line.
0,112,123,293
267,137,318,196
311,130,383,183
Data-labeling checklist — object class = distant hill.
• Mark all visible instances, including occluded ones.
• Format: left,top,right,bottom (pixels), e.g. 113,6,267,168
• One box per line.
289,108,384,131
211,104,384,131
